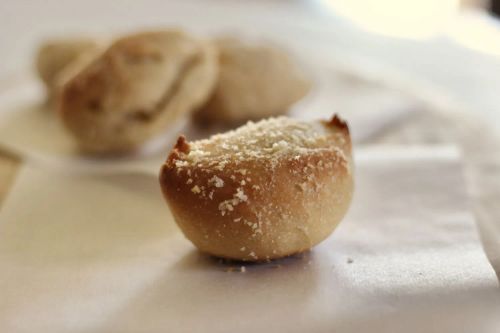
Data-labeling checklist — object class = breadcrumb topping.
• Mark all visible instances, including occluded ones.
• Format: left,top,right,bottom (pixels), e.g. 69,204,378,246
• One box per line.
171,117,347,175
183,117,341,165
209,175,224,188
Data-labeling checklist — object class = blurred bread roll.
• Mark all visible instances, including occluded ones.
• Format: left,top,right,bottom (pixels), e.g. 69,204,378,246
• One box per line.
194,38,311,126
59,30,218,153
160,114,353,261
35,38,102,102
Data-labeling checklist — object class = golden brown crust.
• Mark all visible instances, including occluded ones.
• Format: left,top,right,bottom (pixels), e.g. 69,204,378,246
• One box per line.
159,115,353,261
193,38,311,126
59,30,218,153
326,114,350,133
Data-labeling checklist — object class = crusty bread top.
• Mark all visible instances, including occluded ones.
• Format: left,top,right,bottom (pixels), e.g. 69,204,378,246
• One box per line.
167,115,350,169
162,115,351,228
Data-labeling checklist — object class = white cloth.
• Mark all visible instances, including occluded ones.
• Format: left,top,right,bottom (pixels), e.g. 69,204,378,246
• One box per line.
370,107,500,282
0,146,498,333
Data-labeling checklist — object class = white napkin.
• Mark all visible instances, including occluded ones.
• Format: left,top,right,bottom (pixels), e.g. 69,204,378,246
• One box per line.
0,146,497,333
369,106,500,287
0,53,422,173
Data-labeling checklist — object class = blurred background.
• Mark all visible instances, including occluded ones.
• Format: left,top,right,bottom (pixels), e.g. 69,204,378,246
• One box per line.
1,0,499,133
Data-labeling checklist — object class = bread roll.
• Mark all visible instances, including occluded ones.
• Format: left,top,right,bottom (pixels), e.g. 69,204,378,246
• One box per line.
194,38,311,125
160,115,353,261
59,30,218,153
35,38,102,102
